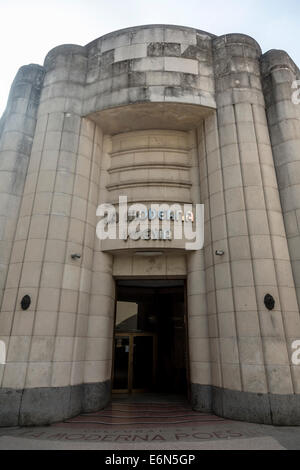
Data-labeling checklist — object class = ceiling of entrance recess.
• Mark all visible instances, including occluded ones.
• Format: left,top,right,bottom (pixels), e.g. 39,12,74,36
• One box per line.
87,102,214,134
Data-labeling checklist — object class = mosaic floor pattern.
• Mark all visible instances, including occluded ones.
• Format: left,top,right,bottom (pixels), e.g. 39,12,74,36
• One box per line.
55,398,226,428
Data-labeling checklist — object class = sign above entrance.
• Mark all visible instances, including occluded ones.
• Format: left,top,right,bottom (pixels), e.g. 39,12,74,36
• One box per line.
96,196,204,250
115,208,195,223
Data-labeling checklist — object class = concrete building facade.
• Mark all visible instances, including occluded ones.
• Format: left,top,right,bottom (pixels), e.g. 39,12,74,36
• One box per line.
0,25,300,426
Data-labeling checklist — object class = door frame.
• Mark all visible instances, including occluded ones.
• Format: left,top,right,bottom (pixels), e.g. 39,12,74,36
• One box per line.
111,278,190,398
112,331,157,393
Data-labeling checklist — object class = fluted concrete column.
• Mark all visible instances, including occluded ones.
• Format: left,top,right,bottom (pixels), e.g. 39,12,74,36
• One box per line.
261,51,300,309
204,34,300,424
83,131,115,412
0,45,92,425
84,250,114,412
0,65,44,309
187,251,211,411
187,130,211,411
1,23,300,428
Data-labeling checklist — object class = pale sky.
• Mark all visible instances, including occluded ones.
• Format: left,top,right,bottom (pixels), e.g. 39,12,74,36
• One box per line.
0,0,299,116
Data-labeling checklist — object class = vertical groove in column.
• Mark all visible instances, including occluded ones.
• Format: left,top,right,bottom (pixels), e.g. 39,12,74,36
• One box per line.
69,120,96,388
201,119,224,391
232,103,271,396
0,113,50,390
24,114,66,390
251,103,297,394
48,116,83,388
216,108,245,393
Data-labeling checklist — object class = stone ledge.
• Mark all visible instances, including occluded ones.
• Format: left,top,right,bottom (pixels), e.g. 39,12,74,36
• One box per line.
1,382,300,427
0,381,111,427
191,383,300,425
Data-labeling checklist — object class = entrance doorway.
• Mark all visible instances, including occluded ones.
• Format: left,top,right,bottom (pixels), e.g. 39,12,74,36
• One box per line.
113,332,157,393
112,280,188,396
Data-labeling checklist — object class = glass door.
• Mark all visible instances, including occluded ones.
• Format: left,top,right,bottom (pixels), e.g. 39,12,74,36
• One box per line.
112,332,157,393
113,335,130,392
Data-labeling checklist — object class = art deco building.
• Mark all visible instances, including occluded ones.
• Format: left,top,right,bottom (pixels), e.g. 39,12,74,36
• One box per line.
0,25,300,426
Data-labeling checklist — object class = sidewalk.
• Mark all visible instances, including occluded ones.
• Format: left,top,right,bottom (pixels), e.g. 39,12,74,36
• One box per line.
0,397,299,449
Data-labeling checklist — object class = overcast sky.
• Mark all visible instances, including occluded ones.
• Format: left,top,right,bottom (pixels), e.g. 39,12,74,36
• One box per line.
1,0,299,115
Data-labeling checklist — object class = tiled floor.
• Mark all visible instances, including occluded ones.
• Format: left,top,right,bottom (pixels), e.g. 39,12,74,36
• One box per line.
1,394,299,449
55,394,226,428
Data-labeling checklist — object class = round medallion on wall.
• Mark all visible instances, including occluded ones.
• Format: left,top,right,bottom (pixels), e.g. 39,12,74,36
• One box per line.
21,295,31,311
264,294,275,311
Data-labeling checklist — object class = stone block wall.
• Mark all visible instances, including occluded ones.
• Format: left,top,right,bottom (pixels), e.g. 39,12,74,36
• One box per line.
0,25,300,426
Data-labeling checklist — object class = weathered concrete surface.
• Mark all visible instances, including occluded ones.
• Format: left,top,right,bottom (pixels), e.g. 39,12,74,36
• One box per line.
0,382,110,426
0,64,44,309
0,24,300,428
0,435,286,450
261,49,300,309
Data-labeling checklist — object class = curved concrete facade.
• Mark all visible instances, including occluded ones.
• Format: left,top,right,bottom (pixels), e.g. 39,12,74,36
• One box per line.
0,25,300,426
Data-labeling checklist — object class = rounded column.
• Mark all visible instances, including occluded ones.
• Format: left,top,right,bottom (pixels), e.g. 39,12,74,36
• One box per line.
208,34,300,424
187,251,212,411
261,50,300,309
83,132,115,412
0,65,44,309
0,45,93,425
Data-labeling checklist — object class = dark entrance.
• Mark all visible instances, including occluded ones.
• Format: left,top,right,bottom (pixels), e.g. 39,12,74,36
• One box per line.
112,280,188,396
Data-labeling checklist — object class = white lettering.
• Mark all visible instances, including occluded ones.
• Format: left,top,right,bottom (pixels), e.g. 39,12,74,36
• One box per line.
0,340,6,365
292,340,300,365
